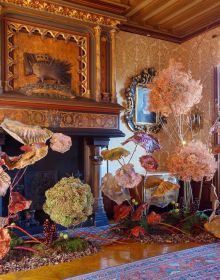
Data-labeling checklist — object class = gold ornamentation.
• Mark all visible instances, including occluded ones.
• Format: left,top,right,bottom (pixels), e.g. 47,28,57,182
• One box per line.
94,26,102,102
110,29,117,103
0,108,118,129
0,0,120,27
5,20,88,96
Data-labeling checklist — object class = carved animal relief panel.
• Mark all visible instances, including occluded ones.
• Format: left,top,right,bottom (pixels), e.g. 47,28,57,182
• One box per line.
3,19,89,99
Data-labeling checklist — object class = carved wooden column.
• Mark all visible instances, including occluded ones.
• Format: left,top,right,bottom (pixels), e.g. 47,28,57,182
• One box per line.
87,137,109,227
0,134,5,216
110,29,117,103
0,5,4,94
94,26,102,102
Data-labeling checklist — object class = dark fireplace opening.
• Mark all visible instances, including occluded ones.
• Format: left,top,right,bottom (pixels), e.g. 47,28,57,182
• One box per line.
1,134,85,235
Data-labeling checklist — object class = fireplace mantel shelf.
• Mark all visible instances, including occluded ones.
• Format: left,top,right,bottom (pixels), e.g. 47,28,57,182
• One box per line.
0,94,124,114
0,94,125,137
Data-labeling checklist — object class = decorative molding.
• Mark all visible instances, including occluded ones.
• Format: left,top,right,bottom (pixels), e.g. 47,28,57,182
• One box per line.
0,0,121,27
119,19,220,44
94,25,102,102
4,19,89,97
119,23,182,44
63,0,130,16
110,28,117,103
0,107,118,129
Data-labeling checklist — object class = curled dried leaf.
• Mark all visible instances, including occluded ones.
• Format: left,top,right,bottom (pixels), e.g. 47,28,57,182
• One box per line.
1,118,53,145
152,181,179,197
0,167,11,196
9,192,32,214
2,143,48,170
101,147,130,161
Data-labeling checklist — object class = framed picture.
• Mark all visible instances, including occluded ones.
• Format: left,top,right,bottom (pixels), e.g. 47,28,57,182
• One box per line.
135,86,157,125
3,18,90,99
124,68,164,133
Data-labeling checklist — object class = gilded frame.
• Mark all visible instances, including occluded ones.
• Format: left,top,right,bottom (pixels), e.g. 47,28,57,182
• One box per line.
124,68,164,133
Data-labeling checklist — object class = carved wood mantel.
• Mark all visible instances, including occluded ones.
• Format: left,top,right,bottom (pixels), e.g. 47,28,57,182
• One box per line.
0,95,124,136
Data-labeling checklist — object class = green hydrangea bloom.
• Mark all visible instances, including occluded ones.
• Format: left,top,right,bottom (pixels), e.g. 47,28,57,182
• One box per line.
43,177,94,227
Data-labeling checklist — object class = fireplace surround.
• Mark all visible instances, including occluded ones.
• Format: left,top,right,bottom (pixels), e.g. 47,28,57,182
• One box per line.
0,95,124,234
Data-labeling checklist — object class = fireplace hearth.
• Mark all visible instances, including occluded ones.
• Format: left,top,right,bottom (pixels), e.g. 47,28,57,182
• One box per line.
1,134,86,234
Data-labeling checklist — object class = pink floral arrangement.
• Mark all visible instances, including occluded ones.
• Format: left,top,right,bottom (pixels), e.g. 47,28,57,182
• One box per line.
149,60,203,116
168,140,217,182
115,163,142,189
50,133,72,153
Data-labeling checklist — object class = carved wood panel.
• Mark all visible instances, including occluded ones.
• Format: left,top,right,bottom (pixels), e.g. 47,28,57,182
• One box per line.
4,18,90,98
0,107,118,129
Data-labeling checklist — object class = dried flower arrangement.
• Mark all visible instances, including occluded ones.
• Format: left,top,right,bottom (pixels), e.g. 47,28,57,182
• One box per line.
0,118,96,274
148,60,219,213
100,130,218,243
100,60,220,244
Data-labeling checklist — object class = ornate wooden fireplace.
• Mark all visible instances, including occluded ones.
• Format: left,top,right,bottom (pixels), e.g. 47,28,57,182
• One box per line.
0,1,124,232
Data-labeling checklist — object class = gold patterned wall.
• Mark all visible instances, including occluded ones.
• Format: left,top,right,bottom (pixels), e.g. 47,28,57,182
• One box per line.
109,27,220,174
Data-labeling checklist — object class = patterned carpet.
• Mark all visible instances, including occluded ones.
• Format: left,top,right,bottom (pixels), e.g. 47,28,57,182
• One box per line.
24,225,118,245
66,243,220,280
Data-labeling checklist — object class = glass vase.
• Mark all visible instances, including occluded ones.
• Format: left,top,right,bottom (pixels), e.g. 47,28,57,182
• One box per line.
183,181,193,212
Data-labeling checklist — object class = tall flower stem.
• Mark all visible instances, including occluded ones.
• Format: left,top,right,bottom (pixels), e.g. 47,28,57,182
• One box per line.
128,144,138,164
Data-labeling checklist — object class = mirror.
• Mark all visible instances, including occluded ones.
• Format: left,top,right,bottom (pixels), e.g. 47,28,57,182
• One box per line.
124,68,163,133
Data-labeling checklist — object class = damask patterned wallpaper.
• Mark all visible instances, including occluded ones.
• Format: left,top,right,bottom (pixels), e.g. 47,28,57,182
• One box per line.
108,27,220,174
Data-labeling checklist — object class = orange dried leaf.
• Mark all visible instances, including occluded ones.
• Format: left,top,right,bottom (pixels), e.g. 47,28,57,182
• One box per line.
9,192,32,215
152,181,179,197
204,216,220,238
2,143,48,170
101,147,130,161
114,204,131,222
147,211,161,225
131,226,145,237
131,203,148,222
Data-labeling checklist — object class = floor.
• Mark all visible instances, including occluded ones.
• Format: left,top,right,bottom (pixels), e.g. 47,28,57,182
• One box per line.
1,241,201,280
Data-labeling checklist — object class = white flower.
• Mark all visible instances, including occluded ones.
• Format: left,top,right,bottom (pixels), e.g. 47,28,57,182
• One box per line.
50,133,72,153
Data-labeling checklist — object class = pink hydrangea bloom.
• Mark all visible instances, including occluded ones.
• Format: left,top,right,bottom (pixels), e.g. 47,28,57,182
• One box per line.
115,163,142,189
50,133,72,153
149,60,203,116
168,140,217,182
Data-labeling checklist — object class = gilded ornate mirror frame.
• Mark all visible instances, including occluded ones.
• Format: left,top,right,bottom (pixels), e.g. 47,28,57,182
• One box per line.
124,68,164,133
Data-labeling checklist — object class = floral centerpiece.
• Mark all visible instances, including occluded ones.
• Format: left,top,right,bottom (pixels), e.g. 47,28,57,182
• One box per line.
100,131,213,242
